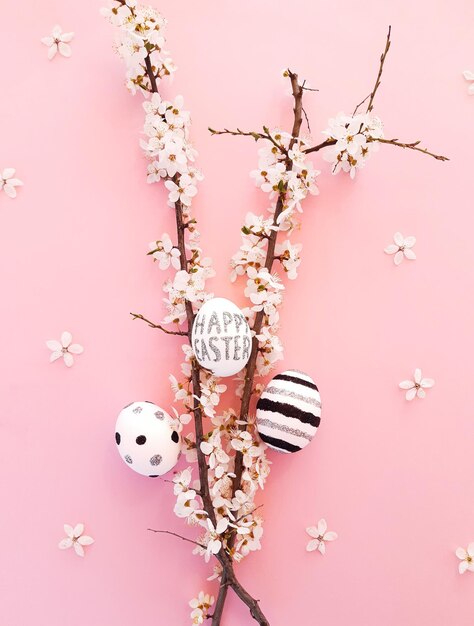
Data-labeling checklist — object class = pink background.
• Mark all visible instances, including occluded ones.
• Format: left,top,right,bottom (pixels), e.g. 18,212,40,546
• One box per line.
1,0,473,624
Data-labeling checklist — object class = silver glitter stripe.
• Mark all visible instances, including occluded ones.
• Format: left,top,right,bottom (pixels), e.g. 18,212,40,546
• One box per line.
265,386,321,408
257,417,314,441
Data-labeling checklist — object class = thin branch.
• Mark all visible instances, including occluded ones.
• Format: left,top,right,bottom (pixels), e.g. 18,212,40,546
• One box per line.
366,25,391,113
147,528,205,549
304,138,336,155
144,54,158,92
374,137,449,161
352,93,371,116
209,127,266,141
130,313,187,335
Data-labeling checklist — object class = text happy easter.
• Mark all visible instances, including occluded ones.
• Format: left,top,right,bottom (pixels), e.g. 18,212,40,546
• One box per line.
193,310,251,363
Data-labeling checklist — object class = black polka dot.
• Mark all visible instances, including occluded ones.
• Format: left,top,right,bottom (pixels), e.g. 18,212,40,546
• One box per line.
149,475,159,478
136,435,147,445
171,431,179,444
115,432,121,445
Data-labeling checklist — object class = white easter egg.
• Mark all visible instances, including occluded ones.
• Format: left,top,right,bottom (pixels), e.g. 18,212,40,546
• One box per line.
256,370,321,453
191,297,252,377
115,401,180,477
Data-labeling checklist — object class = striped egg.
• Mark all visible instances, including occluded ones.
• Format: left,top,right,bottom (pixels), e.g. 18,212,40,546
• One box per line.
256,370,321,453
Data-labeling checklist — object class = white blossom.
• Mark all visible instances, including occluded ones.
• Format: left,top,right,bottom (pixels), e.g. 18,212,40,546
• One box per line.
149,233,181,270
456,543,474,574
384,232,416,265
58,523,94,557
306,519,337,554
189,592,214,625
41,25,74,60
204,518,228,562
399,368,435,400
46,331,84,367
462,70,474,95
1,168,23,199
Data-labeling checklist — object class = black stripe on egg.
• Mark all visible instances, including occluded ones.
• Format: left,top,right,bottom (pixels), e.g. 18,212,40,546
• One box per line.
258,432,301,453
273,373,318,391
256,398,320,428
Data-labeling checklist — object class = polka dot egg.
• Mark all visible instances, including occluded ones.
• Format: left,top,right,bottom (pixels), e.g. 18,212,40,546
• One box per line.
115,401,180,477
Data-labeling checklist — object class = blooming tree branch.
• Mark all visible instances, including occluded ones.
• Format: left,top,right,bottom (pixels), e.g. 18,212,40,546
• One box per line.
103,5,447,625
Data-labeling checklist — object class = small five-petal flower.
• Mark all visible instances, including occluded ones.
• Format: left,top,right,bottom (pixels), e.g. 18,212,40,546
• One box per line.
41,25,74,60
1,168,23,199
46,331,84,367
462,71,474,95
306,519,337,555
456,543,474,574
384,232,416,265
399,368,434,400
58,523,94,557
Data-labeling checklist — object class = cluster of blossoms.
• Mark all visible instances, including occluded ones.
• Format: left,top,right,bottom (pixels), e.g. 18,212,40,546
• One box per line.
322,112,384,178
189,592,214,625
231,130,320,381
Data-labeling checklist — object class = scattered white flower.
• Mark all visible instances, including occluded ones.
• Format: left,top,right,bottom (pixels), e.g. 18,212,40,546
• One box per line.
462,71,474,95
58,523,94,557
41,25,74,60
149,233,181,270
399,368,434,400
306,519,337,554
46,331,84,367
456,543,474,574
1,168,23,199
384,232,416,265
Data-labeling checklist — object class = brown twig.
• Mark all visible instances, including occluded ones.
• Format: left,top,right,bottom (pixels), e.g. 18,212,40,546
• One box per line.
373,137,449,161
366,26,391,113
142,62,270,626
147,528,206,549
130,312,187,335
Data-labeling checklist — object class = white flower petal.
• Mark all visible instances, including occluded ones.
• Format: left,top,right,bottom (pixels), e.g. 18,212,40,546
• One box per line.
462,70,474,81
394,250,404,265
404,236,416,248
459,560,468,574
406,387,417,401
49,350,63,363
467,542,474,557
416,387,426,399
317,519,327,535
61,331,72,347
306,539,319,552
421,378,434,389
384,244,399,254
77,535,94,546
63,352,74,367
306,526,319,538
3,184,17,198
414,368,422,384
60,32,74,43
68,343,84,355
64,524,74,538
394,232,404,247
47,43,58,60
399,380,415,390
456,547,467,560
317,541,326,555
41,36,54,46
73,541,85,557
2,168,15,179
58,42,72,57
73,523,84,537
52,25,62,38
323,531,338,541
46,339,61,351
58,537,73,550
403,248,416,260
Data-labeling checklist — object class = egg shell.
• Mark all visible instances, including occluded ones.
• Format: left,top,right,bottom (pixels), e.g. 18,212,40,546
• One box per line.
115,401,180,477
256,369,321,453
191,297,252,377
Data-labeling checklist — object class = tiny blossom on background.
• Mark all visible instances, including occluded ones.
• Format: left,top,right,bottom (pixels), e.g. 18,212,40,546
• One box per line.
1,168,23,199
462,71,474,95
399,368,435,400
58,523,94,557
306,519,338,554
384,232,416,265
41,25,74,59
46,331,84,367
456,543,474,574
